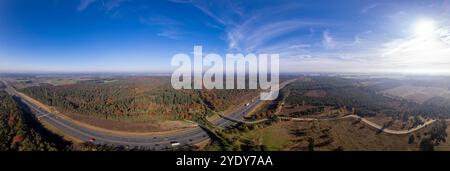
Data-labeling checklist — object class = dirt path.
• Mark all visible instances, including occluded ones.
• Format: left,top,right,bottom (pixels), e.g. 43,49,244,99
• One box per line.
220,114,437,135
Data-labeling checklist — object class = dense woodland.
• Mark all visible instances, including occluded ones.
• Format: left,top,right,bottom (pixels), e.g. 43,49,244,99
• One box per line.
0,90,57,151
284,77,450,119
20,77,258,122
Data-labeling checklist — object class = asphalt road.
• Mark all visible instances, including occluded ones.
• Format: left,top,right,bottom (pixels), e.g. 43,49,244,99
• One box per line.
1,79,295,150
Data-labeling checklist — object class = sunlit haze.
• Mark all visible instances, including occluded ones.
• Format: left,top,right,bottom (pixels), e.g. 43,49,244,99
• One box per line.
414,19,436,38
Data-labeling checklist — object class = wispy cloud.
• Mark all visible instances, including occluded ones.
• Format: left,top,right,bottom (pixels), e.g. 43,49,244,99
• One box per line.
228,20,319,51
169,0,244,26
140,16,184,39
167,0,191,3
169,0,316,52
361,4,378,13
77,0,96,11
166,0,450,74
289,44,311,49
77,0,128,12
102,0,128,11
438,26,450,45
139,16,182,26
157,30,182,39
382,27,450,56
353,35,362,44
205,22,224,30
322,31,336,49
168,0,365,73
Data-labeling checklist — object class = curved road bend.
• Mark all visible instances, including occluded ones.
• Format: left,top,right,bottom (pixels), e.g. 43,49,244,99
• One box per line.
341,115,436,135
221,114,437,135
2,79,297,150
284,115,436,134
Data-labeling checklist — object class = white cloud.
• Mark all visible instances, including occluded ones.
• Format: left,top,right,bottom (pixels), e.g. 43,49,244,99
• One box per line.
140,16,184,40
279,25,450,74
103,0,128,11
157,29,181,40
205,22,224,30
289,44,311,49
77,0,128,12
322,31,336,49
169,0,309,51
361,4,377,13
139,16,182,26
379,26,450,74
169,0,244,26
437,26,450,45
166,0,450,75
77,0,96,11
228,20,318,51
353,35,362,44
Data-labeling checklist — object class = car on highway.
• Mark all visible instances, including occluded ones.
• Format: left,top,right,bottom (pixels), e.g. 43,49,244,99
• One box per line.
170,141,181,147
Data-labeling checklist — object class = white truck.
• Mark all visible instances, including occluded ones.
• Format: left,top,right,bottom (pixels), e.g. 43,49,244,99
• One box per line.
170,141,181,147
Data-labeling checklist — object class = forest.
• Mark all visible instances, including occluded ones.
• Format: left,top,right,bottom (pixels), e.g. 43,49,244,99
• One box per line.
0,90,57,151
19,77,258,122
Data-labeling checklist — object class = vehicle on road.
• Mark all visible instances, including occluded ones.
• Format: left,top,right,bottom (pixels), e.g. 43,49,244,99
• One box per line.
170,141,181,147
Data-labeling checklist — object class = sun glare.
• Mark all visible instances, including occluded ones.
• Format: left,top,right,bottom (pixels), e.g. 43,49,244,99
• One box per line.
414,19,436,38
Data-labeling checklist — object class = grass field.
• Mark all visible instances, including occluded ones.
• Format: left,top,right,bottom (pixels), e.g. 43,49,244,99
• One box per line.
210,116,436,151
319,119,417,151
240,122,293,151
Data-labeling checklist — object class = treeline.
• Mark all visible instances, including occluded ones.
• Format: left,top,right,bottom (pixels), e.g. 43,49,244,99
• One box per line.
198,89,258,111
288,107,325,117
284,77,407,117
419,120,448,151
0,91,57,151
284,77,450,118
20,77,256,122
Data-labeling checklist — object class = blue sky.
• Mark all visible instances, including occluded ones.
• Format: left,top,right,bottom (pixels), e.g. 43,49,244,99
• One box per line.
1,0,450,73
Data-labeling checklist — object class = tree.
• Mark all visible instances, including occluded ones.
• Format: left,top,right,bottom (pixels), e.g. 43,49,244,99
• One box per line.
307,137,315,151
429,120,447,146
0,91,57,151
408,135,415,144
334,146,344,151
419,138,434,151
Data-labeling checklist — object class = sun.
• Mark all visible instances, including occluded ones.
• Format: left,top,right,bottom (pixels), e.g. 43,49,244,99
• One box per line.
382,18,450,74
414,19,436,38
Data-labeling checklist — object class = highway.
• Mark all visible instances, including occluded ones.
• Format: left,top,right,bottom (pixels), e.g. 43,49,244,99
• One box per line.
1,79,296,150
